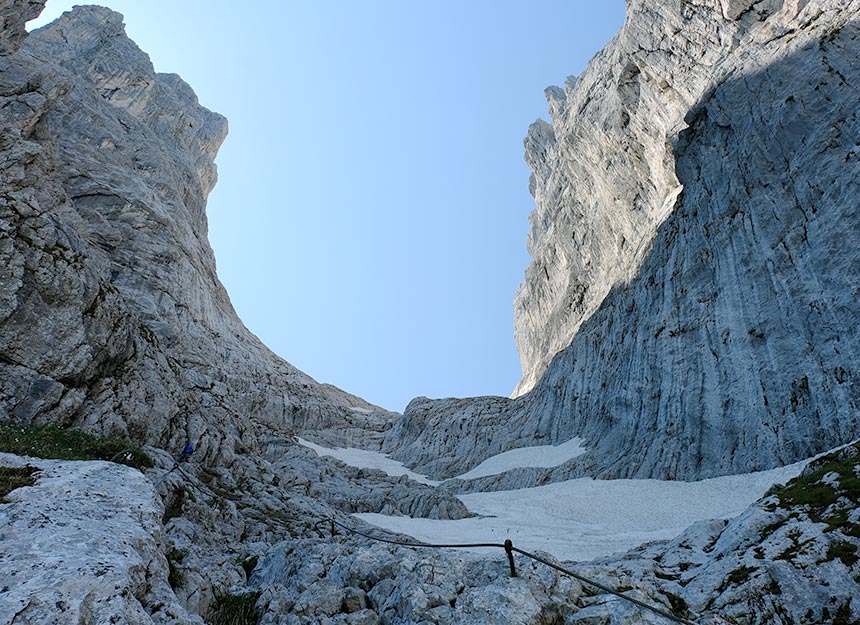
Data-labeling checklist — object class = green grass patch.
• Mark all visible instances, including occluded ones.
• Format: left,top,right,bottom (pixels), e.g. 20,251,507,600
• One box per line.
0,465,38,502
206,589,261,625
771,444,860,522
0,424,153,470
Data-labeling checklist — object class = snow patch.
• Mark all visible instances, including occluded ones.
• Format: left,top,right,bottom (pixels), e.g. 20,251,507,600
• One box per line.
297,436,588,484
355,460,808,562
454,438,587,480
296,437,440,486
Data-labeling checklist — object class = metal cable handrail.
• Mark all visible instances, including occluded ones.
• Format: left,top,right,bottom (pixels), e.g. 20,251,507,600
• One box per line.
153,459,702,625
328,516,700,625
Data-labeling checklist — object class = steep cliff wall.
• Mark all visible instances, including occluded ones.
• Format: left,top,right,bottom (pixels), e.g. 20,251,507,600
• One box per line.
0,8,472,617
0,5,394,464
387,0,860,481
513,0,857,399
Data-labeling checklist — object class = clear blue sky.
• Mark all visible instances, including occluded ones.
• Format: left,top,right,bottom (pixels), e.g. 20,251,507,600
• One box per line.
29,1,626,412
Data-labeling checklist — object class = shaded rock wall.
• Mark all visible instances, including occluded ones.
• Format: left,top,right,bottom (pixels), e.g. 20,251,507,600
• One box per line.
387,0,860,482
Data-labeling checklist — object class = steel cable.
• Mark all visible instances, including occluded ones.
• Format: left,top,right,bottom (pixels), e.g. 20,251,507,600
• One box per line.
328,516,701,625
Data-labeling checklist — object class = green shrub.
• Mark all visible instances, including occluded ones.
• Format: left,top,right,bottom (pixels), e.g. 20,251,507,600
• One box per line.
0,424,153,470
826,540,859,567
833,599,855,625
206,589,261,625
726,565,756,585
162,486,187,524
166,547,187,589
240,555,259,580
661,590,689,617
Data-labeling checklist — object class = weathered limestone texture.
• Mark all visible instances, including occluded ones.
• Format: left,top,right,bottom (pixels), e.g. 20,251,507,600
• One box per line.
251,442,860,624
0,453,201,625
607,441,860,624
0,5,474,620
387,0,860,482
0,0,41,54
251,536,650,625
0,5,394,467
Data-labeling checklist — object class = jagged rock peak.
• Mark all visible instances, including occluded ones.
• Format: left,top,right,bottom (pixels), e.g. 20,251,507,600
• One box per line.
512,0,824,396
0,0,44,54
27,5,228,200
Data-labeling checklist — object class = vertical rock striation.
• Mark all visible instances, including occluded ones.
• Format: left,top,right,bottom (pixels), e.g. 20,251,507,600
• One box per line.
387,0,860,482
3,3,860,622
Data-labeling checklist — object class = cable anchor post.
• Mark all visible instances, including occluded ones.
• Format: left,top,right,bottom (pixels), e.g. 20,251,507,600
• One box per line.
504,539,517,577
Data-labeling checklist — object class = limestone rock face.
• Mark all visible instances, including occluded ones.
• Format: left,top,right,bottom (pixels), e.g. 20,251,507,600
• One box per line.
253,537,592,625
389,0,860,482
0,4,394,465
512,0,719,397
3,2,860,624
0,0,42,55
0,453,201,625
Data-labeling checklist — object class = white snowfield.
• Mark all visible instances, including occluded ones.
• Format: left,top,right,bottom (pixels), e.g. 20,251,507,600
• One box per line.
454,437,587,480
299,436,808,562
356,463,805,561
296,437,441,485
297,436,587,483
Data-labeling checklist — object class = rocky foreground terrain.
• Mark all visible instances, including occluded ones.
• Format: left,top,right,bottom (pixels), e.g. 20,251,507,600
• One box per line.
1,0,859,623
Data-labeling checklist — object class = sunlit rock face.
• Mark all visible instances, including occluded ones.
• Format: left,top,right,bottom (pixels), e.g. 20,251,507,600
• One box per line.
514,0,860,397
388,0,860,482
512,0,733,397
0,4,394,464
0,453,202,625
